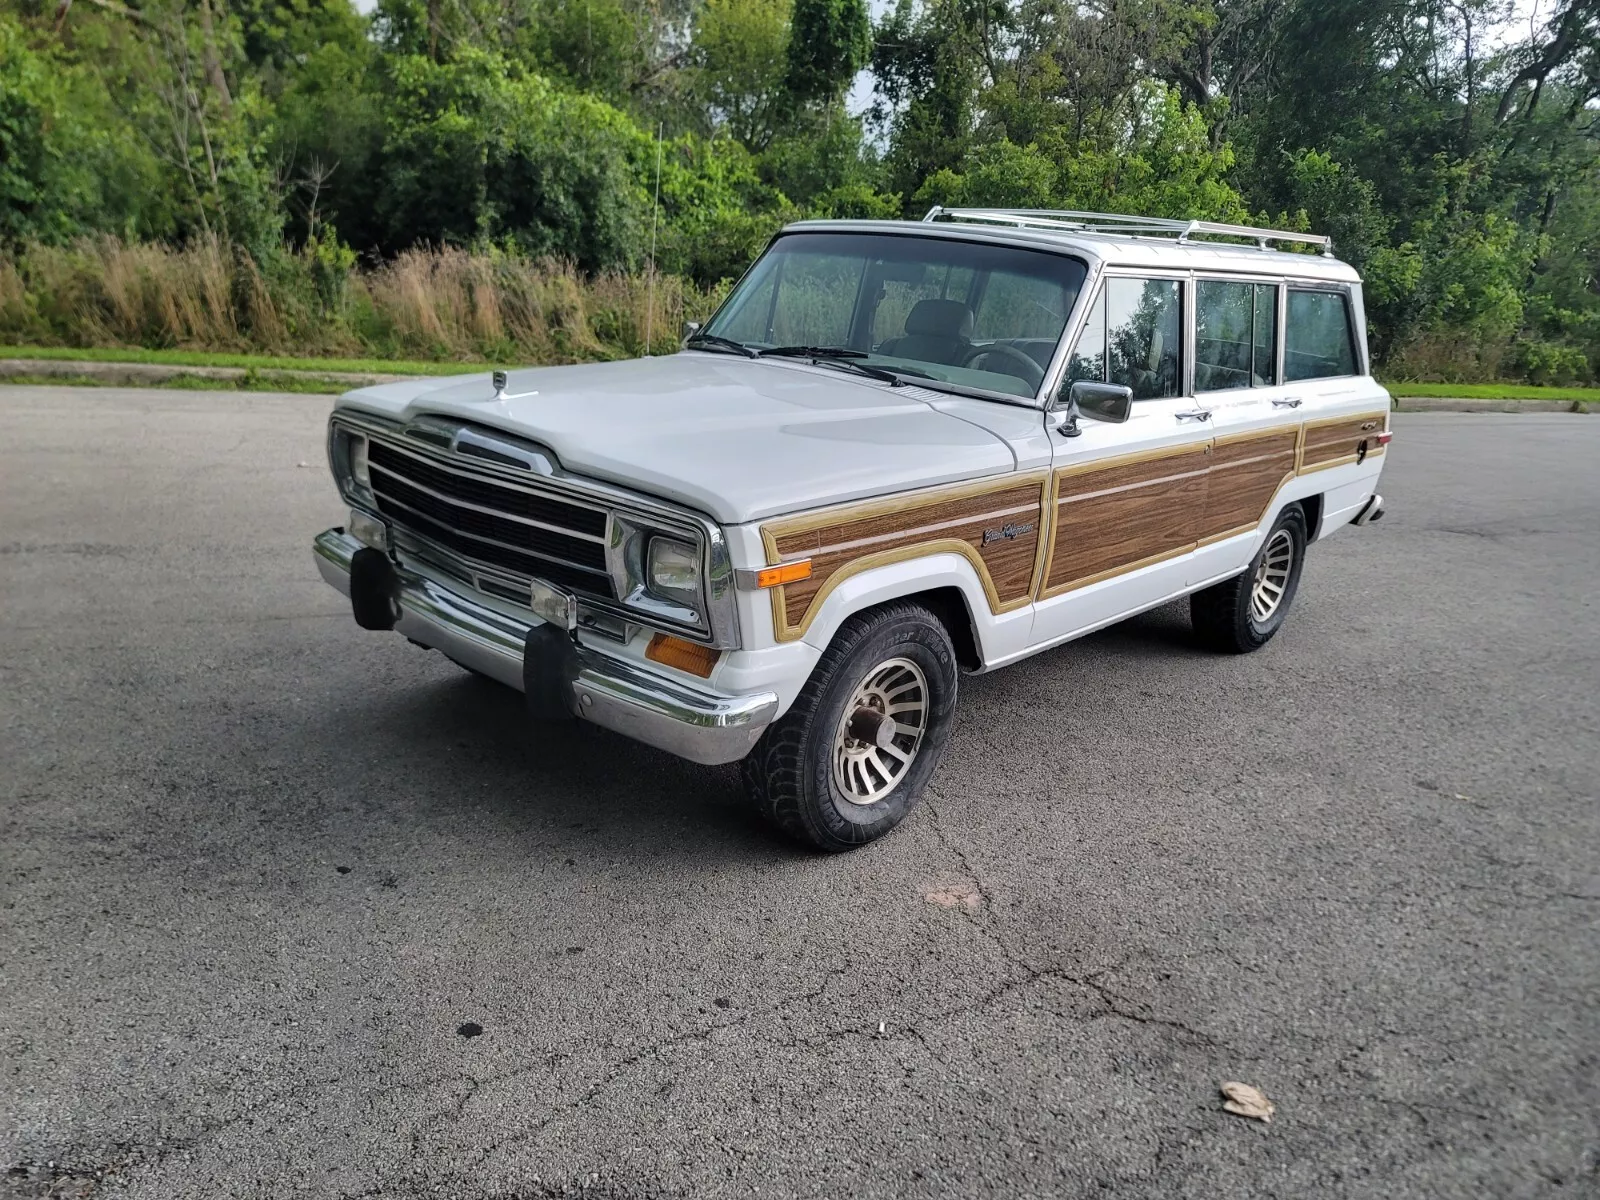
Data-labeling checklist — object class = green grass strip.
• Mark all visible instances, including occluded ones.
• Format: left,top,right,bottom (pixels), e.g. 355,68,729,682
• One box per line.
4,347,1595,400
0,345,475,376
1383,380,1599,401
0,372,348,394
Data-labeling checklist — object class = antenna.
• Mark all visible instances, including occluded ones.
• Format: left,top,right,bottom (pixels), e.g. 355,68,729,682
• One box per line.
645,122,663,356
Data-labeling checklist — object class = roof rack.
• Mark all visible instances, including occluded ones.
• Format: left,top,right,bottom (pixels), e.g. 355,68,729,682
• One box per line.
922,206,1334,256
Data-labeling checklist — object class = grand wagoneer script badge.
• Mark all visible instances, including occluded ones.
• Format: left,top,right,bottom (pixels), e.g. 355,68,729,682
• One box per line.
982,522,1035,545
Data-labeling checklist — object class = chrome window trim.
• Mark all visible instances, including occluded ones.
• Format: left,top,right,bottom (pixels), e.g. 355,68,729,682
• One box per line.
1189,275,1284,396
1284,283,1364,383
1040,265,1194,405
330,410,740,649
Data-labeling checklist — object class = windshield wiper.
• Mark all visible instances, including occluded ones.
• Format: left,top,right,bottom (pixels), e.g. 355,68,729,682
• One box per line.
758,345,914,386
685,332,757,358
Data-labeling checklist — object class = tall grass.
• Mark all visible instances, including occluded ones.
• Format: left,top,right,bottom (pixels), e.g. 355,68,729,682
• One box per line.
0,237,726,363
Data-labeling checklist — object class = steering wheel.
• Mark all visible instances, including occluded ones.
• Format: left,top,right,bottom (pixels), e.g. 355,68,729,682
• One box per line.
962,343,1045,392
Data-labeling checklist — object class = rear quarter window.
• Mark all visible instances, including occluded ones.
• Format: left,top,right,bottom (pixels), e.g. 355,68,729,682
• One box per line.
1285,289,1360,381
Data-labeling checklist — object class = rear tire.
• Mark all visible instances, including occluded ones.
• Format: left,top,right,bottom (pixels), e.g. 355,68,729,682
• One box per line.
1191,505,1308,653
742,602,958,852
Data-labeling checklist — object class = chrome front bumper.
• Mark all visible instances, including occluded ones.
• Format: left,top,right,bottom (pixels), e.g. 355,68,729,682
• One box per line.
313,528,777,765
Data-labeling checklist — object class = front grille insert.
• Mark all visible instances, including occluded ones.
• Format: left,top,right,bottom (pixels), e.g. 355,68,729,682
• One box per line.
366,438,615,600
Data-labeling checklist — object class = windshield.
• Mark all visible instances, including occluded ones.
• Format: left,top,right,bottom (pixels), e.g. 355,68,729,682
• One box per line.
699,231,1088,400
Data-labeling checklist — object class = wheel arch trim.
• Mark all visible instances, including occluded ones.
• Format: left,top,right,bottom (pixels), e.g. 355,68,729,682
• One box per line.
794,551,1008,663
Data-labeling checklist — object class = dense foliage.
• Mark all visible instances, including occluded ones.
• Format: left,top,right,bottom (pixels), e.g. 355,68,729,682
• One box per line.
0,0,1595,379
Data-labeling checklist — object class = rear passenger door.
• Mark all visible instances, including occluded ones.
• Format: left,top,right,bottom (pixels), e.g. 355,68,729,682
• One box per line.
1187,277,1302,584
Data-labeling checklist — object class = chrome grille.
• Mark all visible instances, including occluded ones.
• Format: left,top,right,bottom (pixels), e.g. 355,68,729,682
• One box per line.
366,438,614,599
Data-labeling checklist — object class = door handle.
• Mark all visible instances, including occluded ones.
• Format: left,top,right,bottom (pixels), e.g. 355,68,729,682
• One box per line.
1175,410,1212,422
1272,396,1303,409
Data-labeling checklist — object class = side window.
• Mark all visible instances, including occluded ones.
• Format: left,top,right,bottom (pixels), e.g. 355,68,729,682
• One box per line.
1196,281,1278,391
1253,284,1278,383
1285,289,1358,381
1106,277,1182,399
1065,289,1106,384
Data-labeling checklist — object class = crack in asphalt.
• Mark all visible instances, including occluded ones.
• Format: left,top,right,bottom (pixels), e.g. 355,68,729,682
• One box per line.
408,960,861,1185
921,787,1222,1049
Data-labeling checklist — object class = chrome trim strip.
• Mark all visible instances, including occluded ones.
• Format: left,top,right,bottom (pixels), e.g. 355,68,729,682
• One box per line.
368,460,608,543
314,529,774,765
367,436,608,530
372,489,612,580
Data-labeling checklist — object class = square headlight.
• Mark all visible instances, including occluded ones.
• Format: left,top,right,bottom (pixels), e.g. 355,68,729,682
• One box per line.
349,433,371,488
329,424,373,502
647,536,700,606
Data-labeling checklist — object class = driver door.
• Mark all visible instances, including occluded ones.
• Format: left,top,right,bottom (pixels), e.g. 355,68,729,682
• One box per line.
1030,272,1214,647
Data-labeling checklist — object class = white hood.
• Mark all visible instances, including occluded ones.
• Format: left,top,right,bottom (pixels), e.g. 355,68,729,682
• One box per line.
336,353,1024,523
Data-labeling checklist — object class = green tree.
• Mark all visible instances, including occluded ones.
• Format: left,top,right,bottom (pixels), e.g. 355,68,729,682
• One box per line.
783,0,870,107
689,0,792,147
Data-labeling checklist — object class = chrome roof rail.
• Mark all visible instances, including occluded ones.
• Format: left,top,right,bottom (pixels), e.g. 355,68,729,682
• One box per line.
920,206,1334,256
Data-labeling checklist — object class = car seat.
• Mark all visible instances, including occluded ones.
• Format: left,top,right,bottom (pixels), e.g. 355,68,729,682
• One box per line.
878,298,975,366
1133,326,1165,397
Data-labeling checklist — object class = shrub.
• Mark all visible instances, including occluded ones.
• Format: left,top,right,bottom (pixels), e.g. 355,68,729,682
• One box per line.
1514,340,1592,387
0,236,725,364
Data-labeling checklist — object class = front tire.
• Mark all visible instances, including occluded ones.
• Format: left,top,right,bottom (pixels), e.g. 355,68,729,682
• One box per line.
1191,505,1308,653
742,602,959,852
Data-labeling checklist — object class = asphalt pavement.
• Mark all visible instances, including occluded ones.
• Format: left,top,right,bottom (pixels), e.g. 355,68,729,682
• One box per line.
1,386,1596,1199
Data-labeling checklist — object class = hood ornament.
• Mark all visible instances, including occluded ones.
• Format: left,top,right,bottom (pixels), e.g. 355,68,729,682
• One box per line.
488,369,536,401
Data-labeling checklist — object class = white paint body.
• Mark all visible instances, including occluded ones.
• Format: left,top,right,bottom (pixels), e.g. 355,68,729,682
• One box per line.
334,220,1390,719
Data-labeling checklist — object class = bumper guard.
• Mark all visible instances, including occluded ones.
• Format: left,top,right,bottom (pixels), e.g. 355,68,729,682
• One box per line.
313,528,776,765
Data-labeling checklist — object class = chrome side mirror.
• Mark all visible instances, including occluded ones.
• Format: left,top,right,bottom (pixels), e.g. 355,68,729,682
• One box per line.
1052,381,1134,437
681,320,701,343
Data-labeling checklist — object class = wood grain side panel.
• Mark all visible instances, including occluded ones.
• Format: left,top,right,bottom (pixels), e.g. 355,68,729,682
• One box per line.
1196,429,1300,542
763,475,1047,638
1044,446,1209,595
1301,411,1389,471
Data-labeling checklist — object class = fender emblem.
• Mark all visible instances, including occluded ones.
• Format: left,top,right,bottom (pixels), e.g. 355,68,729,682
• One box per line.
982,522,1034,545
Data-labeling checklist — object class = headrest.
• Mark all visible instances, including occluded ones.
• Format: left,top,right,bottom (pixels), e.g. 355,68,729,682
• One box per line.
904,298,975,339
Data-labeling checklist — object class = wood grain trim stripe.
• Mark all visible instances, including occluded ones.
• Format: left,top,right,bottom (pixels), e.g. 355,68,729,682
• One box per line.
1194,425,1299,545
1300,410,1389,471
760,471,1050,642
1039,442,1210,600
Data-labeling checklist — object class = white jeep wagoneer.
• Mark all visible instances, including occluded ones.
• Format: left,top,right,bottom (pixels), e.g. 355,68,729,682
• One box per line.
314,208,1390,850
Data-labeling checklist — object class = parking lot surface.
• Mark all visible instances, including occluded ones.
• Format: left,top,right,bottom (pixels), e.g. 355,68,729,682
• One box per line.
2,386,1596,1199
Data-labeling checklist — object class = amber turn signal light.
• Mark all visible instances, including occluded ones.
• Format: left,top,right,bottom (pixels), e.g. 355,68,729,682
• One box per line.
645,633,721,678
753,559,812,588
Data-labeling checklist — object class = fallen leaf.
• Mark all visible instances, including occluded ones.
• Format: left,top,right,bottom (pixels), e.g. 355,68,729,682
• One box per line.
1220,1081,1274,1123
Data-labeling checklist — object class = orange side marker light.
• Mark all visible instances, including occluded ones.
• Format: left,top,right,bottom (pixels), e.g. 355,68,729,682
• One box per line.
754,559,813,588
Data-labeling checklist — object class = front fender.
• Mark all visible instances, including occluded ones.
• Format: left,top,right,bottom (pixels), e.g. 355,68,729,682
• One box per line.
794,550,1032,666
